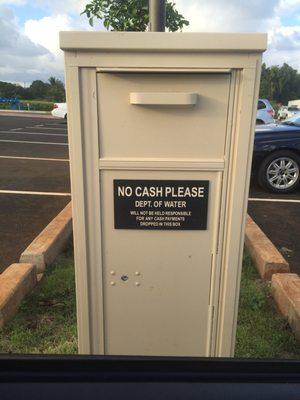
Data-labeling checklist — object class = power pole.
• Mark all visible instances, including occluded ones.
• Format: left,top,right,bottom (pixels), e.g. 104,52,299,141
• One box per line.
149,0,166,32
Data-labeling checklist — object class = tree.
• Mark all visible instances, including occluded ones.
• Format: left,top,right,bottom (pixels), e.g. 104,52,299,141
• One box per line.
259,63,300,105
82,0,189,31
47,77,66,102
277,63,299,103
0,78,66,102
0,81,26,98
259,64,269,100
27,80,50,100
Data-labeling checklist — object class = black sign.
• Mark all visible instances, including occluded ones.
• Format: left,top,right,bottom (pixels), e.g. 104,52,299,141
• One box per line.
114,180,209,230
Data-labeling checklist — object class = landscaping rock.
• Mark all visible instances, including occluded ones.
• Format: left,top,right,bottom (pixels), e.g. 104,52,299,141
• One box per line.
271,273,300,339
0,263,37,328
20,202,72,273
245,215,290,280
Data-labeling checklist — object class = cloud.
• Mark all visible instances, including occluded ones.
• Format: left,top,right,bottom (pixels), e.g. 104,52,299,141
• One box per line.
22,11,100,83
0,6,54,83
176,0,281,32
279,0,300,12
0,0,26,5
33,0,87,15
265,22,300,68
0,3,101,84
175,0,300,69
271,26,300,51
0,0,299,84
24,14,74,55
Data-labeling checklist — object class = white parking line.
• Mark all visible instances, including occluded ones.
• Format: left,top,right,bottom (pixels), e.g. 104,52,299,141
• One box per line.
26,123,66,128
0,139,68,146
249,197,300,204
0,189,71,196
9,128,22,131
0,130,67,137
27,126,67,131
0,155,69,162
45,124,67,127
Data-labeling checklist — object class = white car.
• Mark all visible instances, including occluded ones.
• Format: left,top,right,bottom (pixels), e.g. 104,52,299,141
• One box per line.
256,99,275,125
51,103,67,119
286,106,300,119
277,106,288,120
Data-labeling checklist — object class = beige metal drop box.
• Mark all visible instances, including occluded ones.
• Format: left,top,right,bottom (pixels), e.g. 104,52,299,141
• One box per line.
60,32,267,357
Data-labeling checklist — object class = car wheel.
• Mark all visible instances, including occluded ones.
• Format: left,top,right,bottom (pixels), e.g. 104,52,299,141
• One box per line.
258,150,300,193
256,119,264,125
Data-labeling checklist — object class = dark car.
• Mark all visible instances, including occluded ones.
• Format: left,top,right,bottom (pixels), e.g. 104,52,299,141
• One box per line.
253,115,300,193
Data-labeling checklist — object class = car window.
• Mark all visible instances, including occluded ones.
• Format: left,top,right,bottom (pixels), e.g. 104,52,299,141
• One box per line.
288,106,299,111
294,119,300,126
257,101,266,110
282,115,300,126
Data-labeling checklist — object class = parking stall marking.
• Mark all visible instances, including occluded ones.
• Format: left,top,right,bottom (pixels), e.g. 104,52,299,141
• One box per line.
249,197,300,204
0,139,68,146
26,126,67,131
0,155,69,162
0,130,68,137
45,123,67,127
0,190,71,196
29,123,67,127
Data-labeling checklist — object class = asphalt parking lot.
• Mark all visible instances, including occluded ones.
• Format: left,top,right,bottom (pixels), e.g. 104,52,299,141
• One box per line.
0,112,299,275
0,113,70,272
248,181,300,274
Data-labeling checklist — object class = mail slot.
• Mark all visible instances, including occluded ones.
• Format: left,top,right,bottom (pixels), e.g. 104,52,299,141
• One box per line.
60,32,267,357
98,72,230,159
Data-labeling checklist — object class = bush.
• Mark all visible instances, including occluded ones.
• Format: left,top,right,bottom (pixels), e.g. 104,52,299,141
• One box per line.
20,100,53,111
0,100,53,112
0,103,12,110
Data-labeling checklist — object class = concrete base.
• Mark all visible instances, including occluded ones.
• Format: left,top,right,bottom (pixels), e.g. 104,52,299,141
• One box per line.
245,215,289,280
0,263,37,328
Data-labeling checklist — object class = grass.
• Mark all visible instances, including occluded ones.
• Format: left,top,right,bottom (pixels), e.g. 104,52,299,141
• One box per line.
1,248,300,358
0,246,77,354
235,252,300,359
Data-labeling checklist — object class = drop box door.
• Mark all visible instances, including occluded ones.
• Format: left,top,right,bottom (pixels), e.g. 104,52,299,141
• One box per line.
97,72,230,356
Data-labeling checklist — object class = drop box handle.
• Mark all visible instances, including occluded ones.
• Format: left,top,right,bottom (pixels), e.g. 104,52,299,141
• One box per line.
130,92,197,106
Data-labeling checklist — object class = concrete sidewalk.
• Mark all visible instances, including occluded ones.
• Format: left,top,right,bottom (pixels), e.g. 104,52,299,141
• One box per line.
0,110,53,118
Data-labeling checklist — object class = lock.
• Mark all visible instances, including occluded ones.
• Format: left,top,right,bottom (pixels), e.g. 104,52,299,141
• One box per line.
121,275,129,282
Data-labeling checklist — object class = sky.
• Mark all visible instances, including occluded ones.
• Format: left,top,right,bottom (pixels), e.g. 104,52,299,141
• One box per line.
0,0,300,85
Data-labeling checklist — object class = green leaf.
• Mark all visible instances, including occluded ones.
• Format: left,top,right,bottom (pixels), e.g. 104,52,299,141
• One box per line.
81,0,189,32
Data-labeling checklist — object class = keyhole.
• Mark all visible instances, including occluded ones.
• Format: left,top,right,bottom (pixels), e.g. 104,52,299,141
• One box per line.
121,275,129,282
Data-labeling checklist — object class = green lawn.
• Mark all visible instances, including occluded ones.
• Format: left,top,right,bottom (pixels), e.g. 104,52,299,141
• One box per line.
235,252,300,358
1,248,300,358
0,246,77,354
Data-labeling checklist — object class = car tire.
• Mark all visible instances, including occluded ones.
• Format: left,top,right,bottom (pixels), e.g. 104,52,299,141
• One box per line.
258,150,300,193
256,119,264,125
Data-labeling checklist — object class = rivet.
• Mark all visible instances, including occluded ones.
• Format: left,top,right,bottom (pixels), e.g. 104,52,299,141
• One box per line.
135,271,141,276
135,282,140,287
110,281,116,286
110,271,116,276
